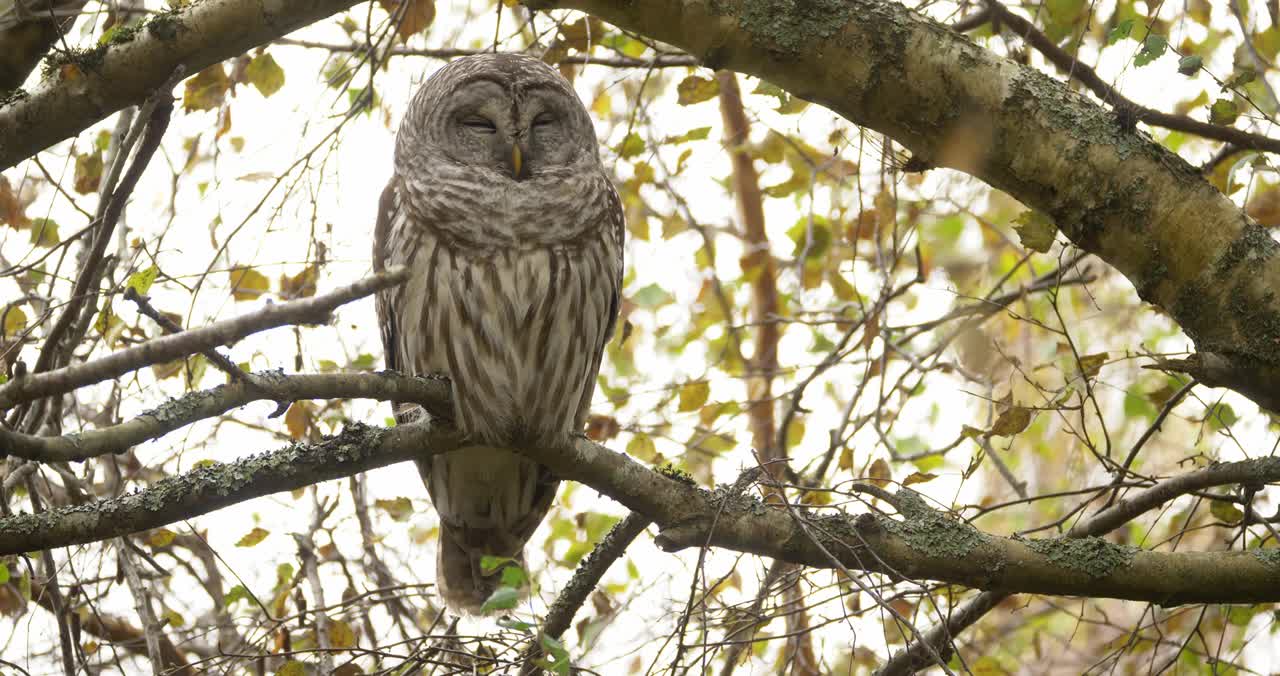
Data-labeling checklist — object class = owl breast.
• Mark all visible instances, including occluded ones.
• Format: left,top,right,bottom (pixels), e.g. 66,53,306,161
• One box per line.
391,213,619,445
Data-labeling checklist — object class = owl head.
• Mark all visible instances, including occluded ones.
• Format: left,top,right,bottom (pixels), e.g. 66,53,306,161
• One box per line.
396,53,600,182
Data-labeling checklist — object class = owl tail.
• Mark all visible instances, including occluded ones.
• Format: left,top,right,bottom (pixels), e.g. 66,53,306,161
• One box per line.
436,522,526,614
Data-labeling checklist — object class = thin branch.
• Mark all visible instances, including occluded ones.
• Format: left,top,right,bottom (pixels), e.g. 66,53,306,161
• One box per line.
521,512,651,674
275,38,700,68
26,85,172,390
983,0,1280,153
0,265,409,411
0,370,445,462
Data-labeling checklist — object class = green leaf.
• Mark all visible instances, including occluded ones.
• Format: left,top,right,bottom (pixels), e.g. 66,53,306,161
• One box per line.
1210,499,1244,523
752,80,788,106
616,133,645,159
1133,34,1167,67
1205,402,1238,431
663,126,711,145
540,634,571,675
1221,67,1257,91
630,283,671,308
1107,18,1135,43
224,584,251,607
500,565,527,587
246,53,286,98
28,218,59,247
480,586,521,613
1177,55,1202,76
0,561,9,584
1210,98,1240,125
1013,210,1056,253
676,76,720,105
127,265,160,296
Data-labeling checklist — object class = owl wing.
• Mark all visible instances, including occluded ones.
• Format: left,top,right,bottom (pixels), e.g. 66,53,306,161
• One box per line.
601,180,625,346
373,178,415,421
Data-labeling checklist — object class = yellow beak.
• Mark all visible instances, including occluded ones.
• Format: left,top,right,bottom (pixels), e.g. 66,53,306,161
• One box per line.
511,143,523,178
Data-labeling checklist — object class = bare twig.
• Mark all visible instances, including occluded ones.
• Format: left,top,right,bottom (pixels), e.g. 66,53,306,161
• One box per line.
123,286,249,383
984,1,1280,153
0,266,409,411
0,370,445,462
521,512,650,674
274,38,699,68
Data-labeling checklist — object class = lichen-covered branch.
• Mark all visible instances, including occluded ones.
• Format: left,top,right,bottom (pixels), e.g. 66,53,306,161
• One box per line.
0,420,460,554
0,266,408,411
0,0,365,169
0,371,448,462
529,0,1280,411
3,404,1279,603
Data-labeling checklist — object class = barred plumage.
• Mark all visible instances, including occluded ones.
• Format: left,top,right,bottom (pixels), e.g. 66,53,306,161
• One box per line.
372,54,623,612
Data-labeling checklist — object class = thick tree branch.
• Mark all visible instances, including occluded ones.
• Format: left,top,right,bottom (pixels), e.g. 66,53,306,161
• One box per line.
0,0,365,170
0,420,460,554
525,0,1280,412
4,389,1279,604
0,266,408,411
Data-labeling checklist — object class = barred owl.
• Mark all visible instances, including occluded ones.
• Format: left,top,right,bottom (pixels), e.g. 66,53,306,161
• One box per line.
372,54,624,612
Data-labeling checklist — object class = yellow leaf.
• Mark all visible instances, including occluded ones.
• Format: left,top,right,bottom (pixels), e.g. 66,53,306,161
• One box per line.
626,433,658,462
228,265,269,301
1012,210,1056,253
2,305,26,338
1077,352,1108,379
28,218,59,247
867,458,891,487
82,640,99,655
245,53,286,98
327,619,357,649
902,471,937,486
677,381,710,412
278,264,318,300
183,64,230,112
838,446,853,470
146,528,176,548
0,175,31,229
284,401,314,440
676,76,720,105
377,0,435,41
151,357,185,380
988,406,1032,437
591,90,612,117
375,497,413,522
1210,500,1244,523
74,152,103,194
127,265,160,296
276,661,306,676
235,527,270,547
161,607,186,628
